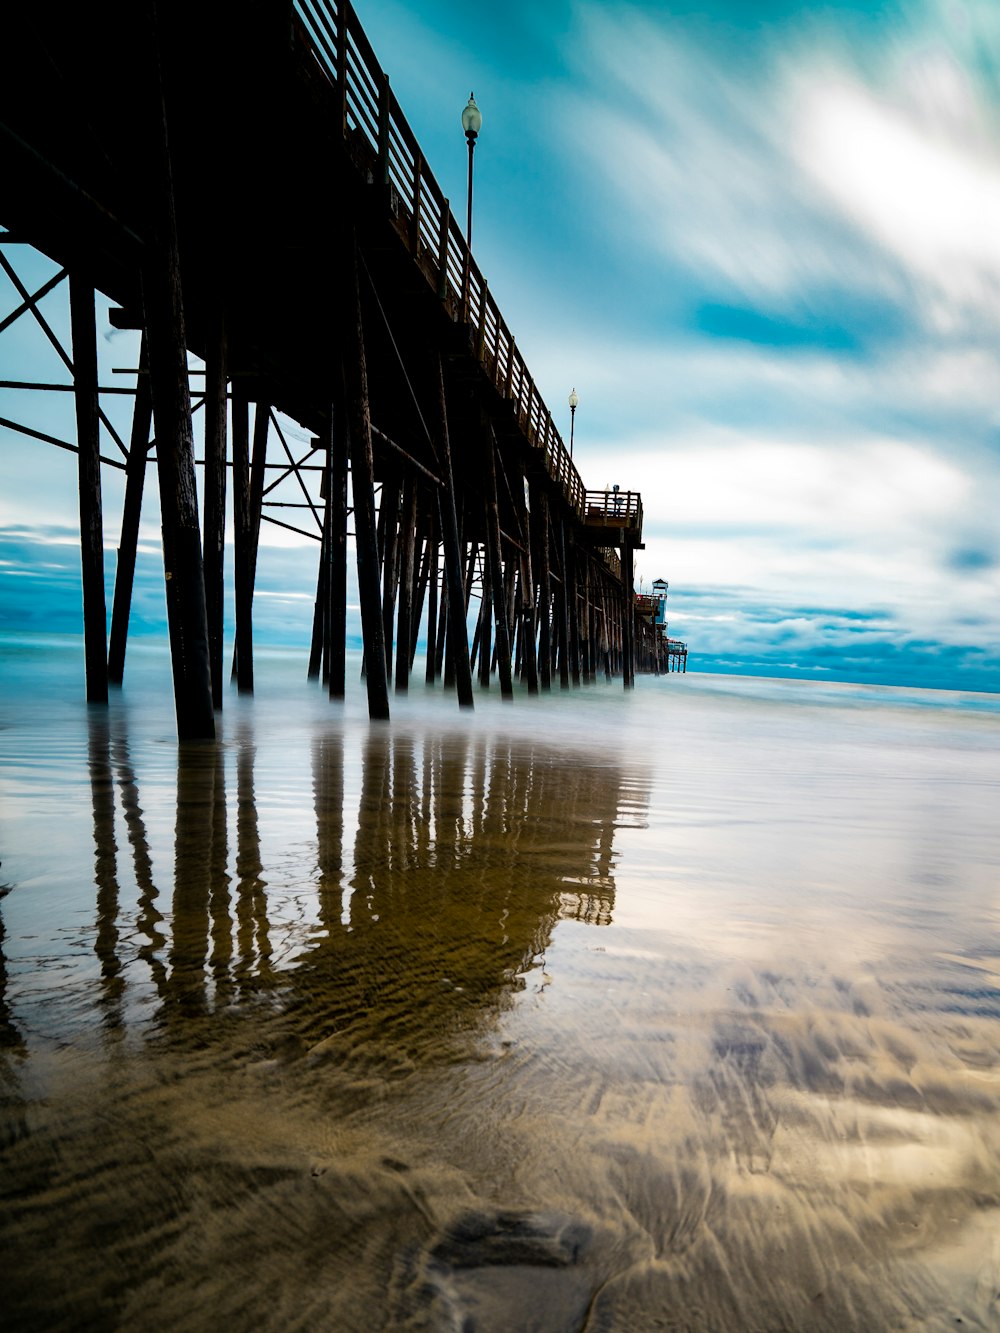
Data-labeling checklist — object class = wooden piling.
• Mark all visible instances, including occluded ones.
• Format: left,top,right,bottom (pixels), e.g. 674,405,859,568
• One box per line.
343,234,390,721
516,488,539,694
69,272,108,704
308,487,329,682
622,544,635,689
537,494,552,691
409,517,431,674
568,546,582,688
520,555,538,695
556,519,571,691
395,472,417,693
434,356,474,708
202,307,227,709
141,0,214,740
108,337,152,686
379,470,400,680
424,517,439,685
328,396,349,700
247,400,270,603
485,429,513,699
478,545,492,689
231,388,254,694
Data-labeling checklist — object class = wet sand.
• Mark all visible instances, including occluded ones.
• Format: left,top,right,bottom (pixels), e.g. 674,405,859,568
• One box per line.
2,645,1000,1330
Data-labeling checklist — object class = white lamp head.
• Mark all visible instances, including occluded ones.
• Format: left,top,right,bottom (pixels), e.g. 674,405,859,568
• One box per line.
462,93,482,139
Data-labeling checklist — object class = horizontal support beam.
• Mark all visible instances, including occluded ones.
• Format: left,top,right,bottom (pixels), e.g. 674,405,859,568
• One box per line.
260,513,322,541
0,414,126,469
0,380,140,395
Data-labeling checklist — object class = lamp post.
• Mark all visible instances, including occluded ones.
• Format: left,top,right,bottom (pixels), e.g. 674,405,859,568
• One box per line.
568,387,578,458
461,93,482,252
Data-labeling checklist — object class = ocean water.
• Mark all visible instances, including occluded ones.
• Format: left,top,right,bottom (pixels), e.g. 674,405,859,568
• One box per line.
1,635,1000,1331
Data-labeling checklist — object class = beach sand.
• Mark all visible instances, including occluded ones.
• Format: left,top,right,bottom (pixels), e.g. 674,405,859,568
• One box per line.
2,646,999,1329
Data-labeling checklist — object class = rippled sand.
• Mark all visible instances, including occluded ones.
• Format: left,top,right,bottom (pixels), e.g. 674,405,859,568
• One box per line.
2,647,1000,1330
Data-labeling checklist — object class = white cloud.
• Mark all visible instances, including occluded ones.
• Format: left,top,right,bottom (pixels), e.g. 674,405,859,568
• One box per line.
618,432,969,535
621,424,1000,650
794,75,1000,327
567,0,1000,348
566,8,902,302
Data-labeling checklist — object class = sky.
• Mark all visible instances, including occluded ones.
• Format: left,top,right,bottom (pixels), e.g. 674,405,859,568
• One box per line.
2,0,1000,692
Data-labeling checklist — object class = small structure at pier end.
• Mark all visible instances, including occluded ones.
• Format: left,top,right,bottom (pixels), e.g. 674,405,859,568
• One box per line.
0,0,686,735
634,579,688,675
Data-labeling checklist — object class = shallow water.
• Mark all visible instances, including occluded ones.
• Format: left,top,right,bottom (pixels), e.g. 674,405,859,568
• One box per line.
2,638,1000,1330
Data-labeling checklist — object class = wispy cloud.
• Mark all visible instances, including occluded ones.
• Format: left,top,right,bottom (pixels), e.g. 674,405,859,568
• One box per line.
2,0,999,691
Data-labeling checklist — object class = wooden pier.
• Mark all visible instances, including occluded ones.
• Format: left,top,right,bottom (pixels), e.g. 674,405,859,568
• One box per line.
0,0,686,736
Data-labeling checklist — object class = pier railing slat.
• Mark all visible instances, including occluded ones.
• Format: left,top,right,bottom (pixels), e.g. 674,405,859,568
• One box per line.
291,0,620,544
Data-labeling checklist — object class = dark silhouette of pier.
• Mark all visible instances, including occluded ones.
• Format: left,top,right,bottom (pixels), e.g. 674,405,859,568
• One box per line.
0,0,685,737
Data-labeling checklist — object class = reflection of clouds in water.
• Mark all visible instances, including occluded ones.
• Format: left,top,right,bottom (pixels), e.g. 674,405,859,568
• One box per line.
485,951,1000,1326
0,708,645,1329
2,673,1000,1328
66,714,637,1046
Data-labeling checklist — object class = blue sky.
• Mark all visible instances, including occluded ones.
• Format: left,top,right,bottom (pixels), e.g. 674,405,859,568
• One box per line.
3,0,1000,691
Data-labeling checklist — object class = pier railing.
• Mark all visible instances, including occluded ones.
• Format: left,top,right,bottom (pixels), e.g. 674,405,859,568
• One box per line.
583,488,643,532
293,0,593,524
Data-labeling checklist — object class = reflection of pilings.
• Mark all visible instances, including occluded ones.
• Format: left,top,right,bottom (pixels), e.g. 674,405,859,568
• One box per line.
110,728,168,998
390,736,419,880
88,713,123,1017
277,722,640,1062
352,734,391,926
432,731,466,874
0,892,23,1052
313,731,346,931
235,729,272,990
208,741,233,1001
169,744,213,1014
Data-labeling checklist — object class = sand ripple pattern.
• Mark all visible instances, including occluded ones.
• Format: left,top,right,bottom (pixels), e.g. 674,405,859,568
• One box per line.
2,675,1000,1329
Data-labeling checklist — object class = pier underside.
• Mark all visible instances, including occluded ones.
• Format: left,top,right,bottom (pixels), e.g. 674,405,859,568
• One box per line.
0,0,670,732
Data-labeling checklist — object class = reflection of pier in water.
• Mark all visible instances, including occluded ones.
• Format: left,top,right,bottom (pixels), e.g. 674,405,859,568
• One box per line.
78,711,648,1053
